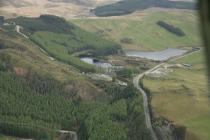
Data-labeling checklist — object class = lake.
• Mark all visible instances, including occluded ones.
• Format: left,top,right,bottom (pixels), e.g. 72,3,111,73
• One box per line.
125,48,188,61
80,57,113,68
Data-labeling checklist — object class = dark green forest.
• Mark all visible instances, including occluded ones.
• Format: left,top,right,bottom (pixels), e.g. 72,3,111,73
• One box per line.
0,52,151,140
94,0,195,17
157,21,186,37
0,16,4,25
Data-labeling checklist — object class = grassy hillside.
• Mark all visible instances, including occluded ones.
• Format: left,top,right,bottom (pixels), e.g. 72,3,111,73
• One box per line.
9,15,121,72
94,0,195,17
142,51,210,140
73,10,201,51
0,28,104,100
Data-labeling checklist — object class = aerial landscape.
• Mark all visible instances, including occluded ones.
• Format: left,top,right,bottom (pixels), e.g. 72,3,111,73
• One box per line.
0,0,209,140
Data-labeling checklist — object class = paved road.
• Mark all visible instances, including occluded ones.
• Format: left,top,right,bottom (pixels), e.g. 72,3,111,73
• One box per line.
15,25,29,39
133,64,163,140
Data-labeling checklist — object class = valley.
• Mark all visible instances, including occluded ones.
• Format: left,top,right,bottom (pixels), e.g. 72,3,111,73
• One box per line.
0,0,209,140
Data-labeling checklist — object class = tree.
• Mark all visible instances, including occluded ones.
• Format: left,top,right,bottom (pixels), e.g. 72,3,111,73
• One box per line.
198,0,210,78
0,16,4,26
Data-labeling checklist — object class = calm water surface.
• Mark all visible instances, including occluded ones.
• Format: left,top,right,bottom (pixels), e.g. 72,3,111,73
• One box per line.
125,48,188,61
80,57,112,68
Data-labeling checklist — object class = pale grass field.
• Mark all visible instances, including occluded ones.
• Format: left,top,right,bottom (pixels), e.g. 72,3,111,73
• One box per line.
143,51,210,140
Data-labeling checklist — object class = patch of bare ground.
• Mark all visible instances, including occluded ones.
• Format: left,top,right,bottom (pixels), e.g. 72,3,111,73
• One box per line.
65,80,103,101
13,67,28,76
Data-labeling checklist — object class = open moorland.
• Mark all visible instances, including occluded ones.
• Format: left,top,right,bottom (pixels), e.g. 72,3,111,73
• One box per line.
72,9,201,51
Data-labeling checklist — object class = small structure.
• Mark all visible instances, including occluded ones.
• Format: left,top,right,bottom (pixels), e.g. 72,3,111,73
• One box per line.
49,57,55,61
192,47,200,51
117,80,128,86
3,23,10,26
183,63,192,68
87,73,113,81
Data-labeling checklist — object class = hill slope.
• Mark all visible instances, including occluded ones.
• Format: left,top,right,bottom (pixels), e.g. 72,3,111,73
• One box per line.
73,10,201,51
94,0,196,17
8,15,121,72
0,16,151,140
0,0,122,19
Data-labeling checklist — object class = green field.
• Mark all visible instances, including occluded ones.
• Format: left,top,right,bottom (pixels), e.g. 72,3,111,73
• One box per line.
142,51,210,140
73,10,201,51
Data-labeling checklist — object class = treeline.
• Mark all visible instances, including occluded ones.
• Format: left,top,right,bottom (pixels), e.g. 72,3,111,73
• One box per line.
10,15,74,34
84,81,152,140
94,0,195,17
157,21,186,37
0,16,4,25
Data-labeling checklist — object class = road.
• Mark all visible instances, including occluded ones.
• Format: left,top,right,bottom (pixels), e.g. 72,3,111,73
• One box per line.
133,64,163,140
133,49,201,140
15,25,29,39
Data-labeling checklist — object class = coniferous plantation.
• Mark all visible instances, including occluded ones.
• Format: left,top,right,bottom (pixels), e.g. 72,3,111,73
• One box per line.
0,70,151,140
0,20,151,139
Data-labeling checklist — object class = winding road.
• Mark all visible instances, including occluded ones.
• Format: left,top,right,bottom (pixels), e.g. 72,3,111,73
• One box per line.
133,63,163,140
133,49,201,140
15,25,29,39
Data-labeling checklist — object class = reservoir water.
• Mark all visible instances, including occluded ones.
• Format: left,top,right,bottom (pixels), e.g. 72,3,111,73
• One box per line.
125,48,188,61
80,57,112,68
